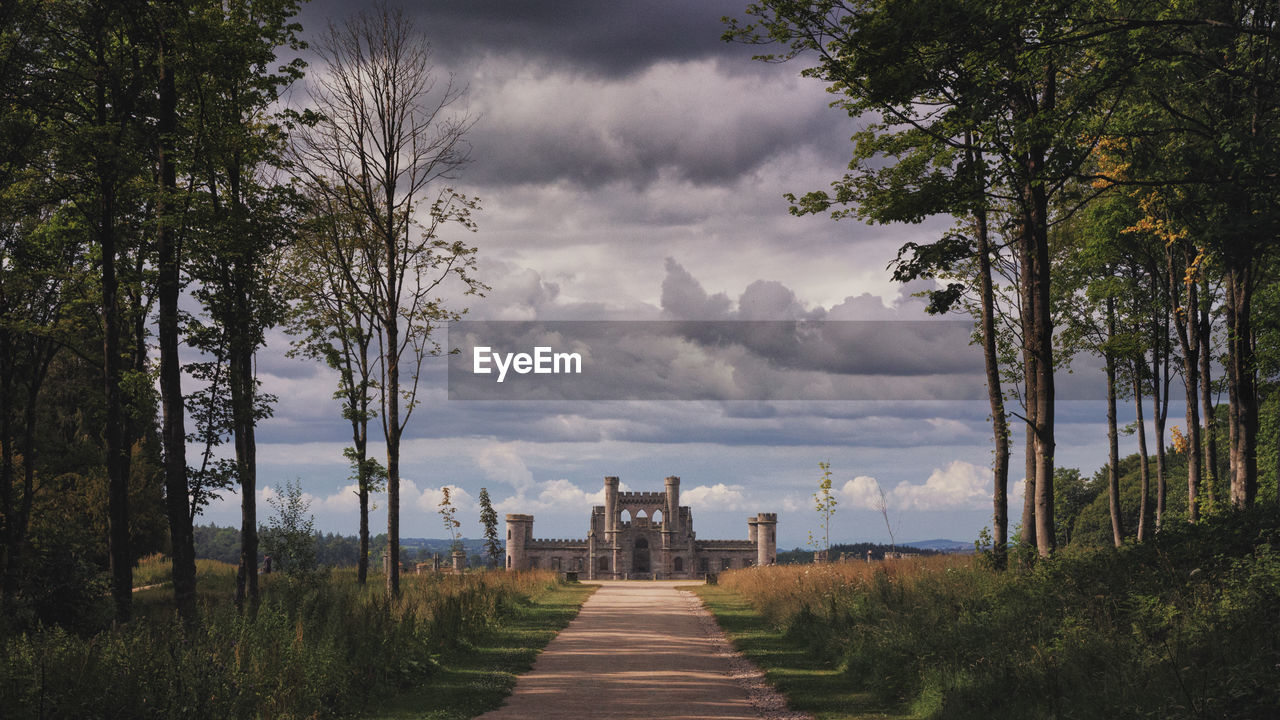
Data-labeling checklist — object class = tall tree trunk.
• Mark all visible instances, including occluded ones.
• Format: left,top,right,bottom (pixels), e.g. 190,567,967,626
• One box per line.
1106,297,1124,547
1224,284,1241,503
1134,367,1150,541
1173,251,1201,523
1199,277,1219,506
1225,263,1258,508
1018,235,1037,552
156,13,197,624
358,456,370,584
1151,329,1169,532
1027,186,1055,558
101,174,132,624
228,158,259,610
385,245,400,598
975,200,1009,569
231,336,258,609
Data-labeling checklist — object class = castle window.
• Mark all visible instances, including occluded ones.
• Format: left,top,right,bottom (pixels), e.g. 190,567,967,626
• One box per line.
551,557,562,570
744,558,754,567
529,557,539,569
699,558,709,573
721,558,732,570
598,556,609,571
674,557,683,572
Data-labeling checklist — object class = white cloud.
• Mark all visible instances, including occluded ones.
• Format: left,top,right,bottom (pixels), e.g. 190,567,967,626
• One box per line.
838,475,885,510
889,460,990,511
492,478,613,516
475,445,535,491
682,483,746,511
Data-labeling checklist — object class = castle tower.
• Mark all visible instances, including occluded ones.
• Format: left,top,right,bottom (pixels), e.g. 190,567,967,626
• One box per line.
505,514,533,570
755,513,777,566
664,475,680,535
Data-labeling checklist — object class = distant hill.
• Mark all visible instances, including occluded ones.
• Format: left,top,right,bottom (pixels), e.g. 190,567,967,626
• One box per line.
900,539,973,553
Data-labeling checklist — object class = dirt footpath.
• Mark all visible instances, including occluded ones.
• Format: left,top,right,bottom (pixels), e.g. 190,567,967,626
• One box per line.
478,581,810,720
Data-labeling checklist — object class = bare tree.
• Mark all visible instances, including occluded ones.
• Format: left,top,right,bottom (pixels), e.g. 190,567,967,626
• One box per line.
295,2,484,597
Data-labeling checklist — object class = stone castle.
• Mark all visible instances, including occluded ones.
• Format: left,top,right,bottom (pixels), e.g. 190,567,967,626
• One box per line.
505,475,776,579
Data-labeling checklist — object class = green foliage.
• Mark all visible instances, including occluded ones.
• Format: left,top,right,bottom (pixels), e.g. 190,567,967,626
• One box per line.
478,487,502,568
713,509,1280,719
807,461,838,554
438,486,463,554
260,479,318,579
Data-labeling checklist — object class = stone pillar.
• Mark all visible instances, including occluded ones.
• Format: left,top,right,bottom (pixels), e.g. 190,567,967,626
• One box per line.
587,528,596,580
451,549,467,572
604,476,619,534
506,514,533,570
755,513,777,566
604,476,620,578
664,475,680,535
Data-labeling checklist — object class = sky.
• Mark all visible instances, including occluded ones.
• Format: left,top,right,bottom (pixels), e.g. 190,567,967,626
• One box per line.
199,0,1177,549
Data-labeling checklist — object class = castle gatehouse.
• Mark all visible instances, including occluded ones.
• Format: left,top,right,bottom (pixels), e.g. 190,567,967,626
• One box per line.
505,476,776,579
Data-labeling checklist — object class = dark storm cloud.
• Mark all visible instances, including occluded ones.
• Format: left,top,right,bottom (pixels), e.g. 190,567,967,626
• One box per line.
446,319,986,401
300,1,850,188
302,0,764,79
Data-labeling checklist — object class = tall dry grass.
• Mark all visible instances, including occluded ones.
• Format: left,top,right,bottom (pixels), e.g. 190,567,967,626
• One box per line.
714,513,1280,719
719,554,969,627
1,566,563,719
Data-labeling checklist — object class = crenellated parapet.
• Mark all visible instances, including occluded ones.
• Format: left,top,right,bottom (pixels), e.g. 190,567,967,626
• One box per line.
616,491,667,504
694,539,756,549
528,538,588,549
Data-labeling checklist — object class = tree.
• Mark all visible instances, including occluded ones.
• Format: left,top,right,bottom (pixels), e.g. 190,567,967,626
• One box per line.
294,2,485,597
808,462,837,559
728,0,1141,556
261,479,316,578
286,189,384,585
478,487,501,568
438,486,461,554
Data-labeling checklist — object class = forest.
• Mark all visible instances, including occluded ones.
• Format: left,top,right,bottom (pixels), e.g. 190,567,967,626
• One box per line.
3,0,1280,717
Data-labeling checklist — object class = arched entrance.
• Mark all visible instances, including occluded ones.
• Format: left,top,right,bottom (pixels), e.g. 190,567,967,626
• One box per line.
632,537,650,574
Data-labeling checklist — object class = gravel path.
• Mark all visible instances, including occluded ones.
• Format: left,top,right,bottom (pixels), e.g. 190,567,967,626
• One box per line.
478,581,811,720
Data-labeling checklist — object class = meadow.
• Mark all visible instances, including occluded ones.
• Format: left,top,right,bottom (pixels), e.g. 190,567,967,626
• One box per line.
0,560,591,719
697,508,1280,720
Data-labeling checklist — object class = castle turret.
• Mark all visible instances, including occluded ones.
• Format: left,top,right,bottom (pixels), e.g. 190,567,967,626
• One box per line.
664,475,680,535
506,514,534,570
755,513,777,566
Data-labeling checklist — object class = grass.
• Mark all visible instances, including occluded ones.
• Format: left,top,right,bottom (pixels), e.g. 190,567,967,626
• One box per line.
2,567,593,719
694,583,916,720
693,510,1280,720
363,581,596,719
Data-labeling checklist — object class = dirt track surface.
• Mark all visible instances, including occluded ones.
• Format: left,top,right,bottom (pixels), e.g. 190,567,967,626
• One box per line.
478,581,809,720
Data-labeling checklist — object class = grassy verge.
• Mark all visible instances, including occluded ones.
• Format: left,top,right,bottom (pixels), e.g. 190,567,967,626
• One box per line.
1,569,588,719
364,581,596,720
696,508,1280,720
693,584,915,720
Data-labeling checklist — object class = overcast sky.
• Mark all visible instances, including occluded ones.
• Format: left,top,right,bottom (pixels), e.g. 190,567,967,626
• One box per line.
199,0,1168,548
